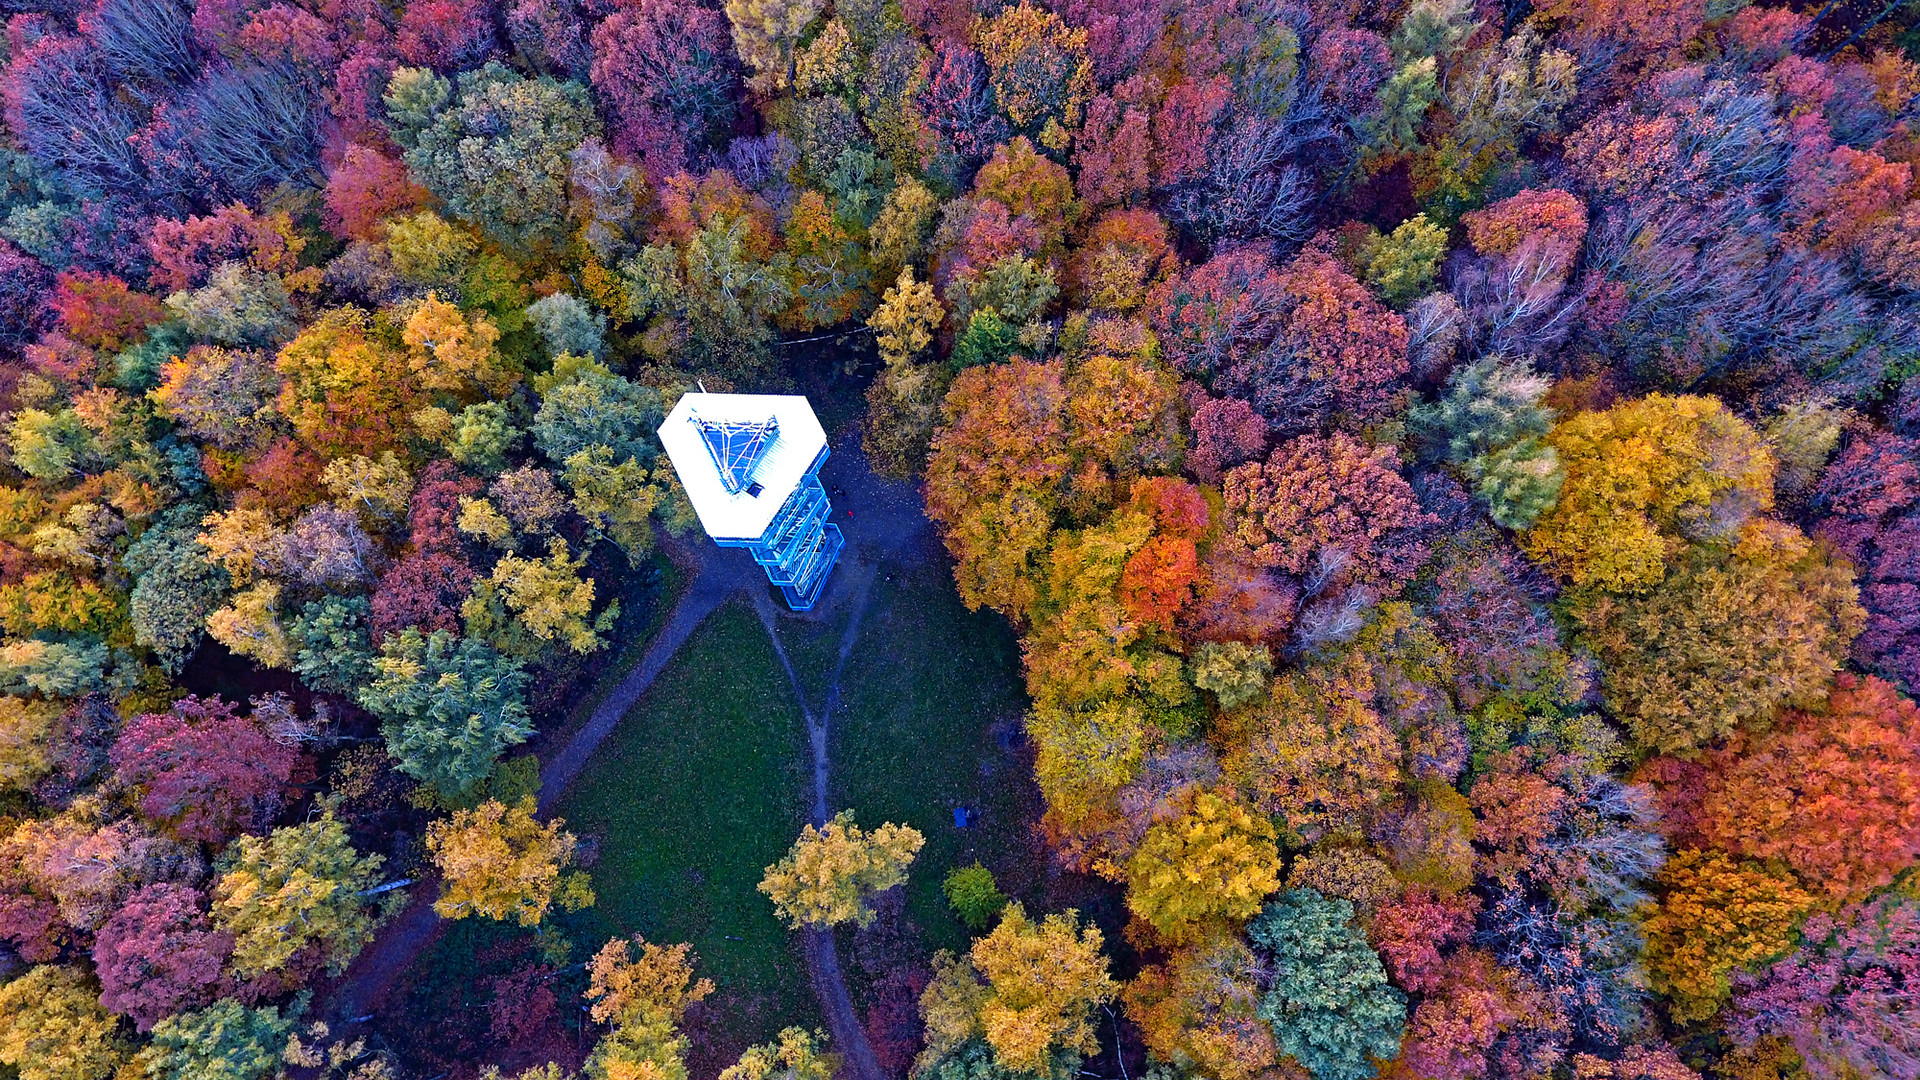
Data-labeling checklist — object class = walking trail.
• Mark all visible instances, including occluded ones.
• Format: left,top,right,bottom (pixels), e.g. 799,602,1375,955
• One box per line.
755,561,884,1080
319,443,931,1080
319,537,754,1028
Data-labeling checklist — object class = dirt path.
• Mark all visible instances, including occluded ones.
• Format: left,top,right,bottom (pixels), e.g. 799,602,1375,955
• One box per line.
743,437,938,1080
319,545,757,1026
755,558,888,1080
537,551,761,816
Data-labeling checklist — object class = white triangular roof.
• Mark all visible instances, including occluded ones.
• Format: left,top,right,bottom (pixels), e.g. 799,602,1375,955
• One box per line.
659,392,827,541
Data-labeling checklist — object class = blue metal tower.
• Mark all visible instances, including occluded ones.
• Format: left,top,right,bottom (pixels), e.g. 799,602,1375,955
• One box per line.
658,393,845,611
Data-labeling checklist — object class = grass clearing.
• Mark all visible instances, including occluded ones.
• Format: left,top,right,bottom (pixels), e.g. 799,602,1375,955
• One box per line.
528,552,683,755
383,548,1058,1075
388,601,819,1073
550,601,820,1051
824,559,1036,956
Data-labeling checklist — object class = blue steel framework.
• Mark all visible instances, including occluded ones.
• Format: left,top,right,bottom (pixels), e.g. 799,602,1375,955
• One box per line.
710,442,844,611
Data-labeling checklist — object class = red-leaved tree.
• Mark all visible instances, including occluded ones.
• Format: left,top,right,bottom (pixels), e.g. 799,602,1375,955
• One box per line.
1073,90,1152,209
146,201,303,291
1151,73,1230,188
394,0,497,69
588,0,739,180
1150,243,1409,432
50,270,164,351
1687,674,1920,901
1399,949,1541,1080
919,40,1012,185
1815,431,1920,692
323,143,427,242
93,882,233,1030
1119,477,1209,631
1262,245,1409,428
408,459,484,556
1186,394,1267,483
110,695,298,843
1220,432,1433,593
1370,887,1480,994
1731,892,1920,1080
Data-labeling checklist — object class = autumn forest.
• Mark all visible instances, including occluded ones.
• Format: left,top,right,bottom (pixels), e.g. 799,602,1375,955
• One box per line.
2,0,1920,1079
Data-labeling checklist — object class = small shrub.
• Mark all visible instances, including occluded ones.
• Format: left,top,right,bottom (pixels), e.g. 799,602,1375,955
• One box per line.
943,862,1008,930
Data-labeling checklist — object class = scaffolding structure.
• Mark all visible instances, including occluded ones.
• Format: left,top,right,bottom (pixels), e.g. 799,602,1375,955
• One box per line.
693,413,781,495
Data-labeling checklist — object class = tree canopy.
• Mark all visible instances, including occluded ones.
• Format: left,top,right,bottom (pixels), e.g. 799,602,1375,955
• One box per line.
759,810,925,929
1,0,1919,1073
1248,889,1406,1080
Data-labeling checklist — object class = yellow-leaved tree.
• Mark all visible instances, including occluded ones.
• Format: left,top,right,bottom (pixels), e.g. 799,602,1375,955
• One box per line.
0,965,129,1080
1027,698,1151,854
463,536,614,657
1125,791,1281,943
402,293,516,398
723,0,821,91
425,797,594,926
1520,393,1775,591
586,936,715,1080
1642,849,1816,1024
867,179,938,283
719,1027,839,1080
758,810,925,928
196,506,280,584
871,267,942,368
213,814,388,979
1567,518,1862,753
386,209,475,287
0,695,62,794
864,265,951,478
205,580,293,669
322,451,415,520
562,445,696,566
918,903,1118,1075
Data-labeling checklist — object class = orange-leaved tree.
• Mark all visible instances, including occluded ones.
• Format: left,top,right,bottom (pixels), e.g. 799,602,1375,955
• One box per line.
425,798,594,926
275,307,421,458
1124,935,1277,1080
1642,849,1815,1023
587,935,715,1080
924,358,1071,619
1693,675,1920,900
